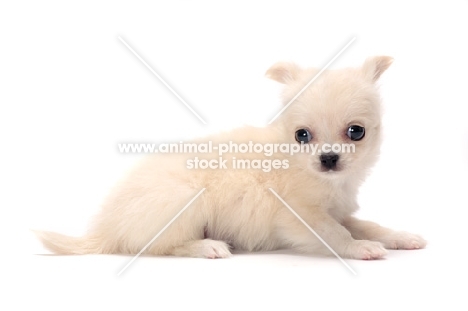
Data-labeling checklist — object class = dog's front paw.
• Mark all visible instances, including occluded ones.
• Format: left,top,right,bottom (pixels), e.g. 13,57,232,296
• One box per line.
344,240,388,260
198,239,232,259
379,232,427,250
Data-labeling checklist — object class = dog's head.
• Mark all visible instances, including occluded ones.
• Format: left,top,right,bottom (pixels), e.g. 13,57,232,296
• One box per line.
266,56,393,180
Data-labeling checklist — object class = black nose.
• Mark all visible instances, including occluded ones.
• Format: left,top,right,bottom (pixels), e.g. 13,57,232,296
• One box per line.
320,154,339,170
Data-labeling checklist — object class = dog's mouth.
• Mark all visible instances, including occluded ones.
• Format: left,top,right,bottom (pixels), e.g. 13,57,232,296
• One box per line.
320,166,342,173
310,162,344,175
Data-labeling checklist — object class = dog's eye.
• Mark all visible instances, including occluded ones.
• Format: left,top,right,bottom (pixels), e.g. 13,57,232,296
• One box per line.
295,129,312,144
347,125,365,141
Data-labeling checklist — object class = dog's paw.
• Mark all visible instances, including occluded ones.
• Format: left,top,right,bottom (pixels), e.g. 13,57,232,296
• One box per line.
172,239,232,258
344,240,388,260
198,239,232,259
379,232,427,250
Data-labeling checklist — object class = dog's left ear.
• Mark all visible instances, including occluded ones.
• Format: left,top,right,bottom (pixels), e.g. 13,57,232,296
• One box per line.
362,56,394,82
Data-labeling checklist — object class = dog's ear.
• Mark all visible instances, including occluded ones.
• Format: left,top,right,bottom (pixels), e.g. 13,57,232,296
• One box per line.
265,62,302,84
362,56,393,82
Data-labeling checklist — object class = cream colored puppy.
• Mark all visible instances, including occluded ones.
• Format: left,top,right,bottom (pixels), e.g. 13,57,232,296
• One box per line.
36,56,426,260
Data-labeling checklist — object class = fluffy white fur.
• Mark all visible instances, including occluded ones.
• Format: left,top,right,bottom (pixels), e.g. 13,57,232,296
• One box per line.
36,56,426,260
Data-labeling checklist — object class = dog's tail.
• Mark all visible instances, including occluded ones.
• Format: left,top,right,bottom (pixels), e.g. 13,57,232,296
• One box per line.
34,230,102,255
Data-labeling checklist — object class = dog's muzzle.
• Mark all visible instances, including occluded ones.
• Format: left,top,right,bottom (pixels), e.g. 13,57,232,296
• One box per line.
320,153,339,170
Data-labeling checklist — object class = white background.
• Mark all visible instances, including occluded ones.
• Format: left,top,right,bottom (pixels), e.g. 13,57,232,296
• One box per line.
1,1,468,310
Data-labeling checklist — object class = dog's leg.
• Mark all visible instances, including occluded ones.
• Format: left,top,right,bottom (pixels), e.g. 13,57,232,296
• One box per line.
276,208,388,260
342,217,427,250
170,239,232,259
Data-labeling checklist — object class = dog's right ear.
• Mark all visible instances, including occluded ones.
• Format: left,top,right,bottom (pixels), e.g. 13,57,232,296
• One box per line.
265,62,302,84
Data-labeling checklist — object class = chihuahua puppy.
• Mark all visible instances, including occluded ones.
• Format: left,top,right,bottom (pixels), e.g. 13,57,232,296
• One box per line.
36,56,426,260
